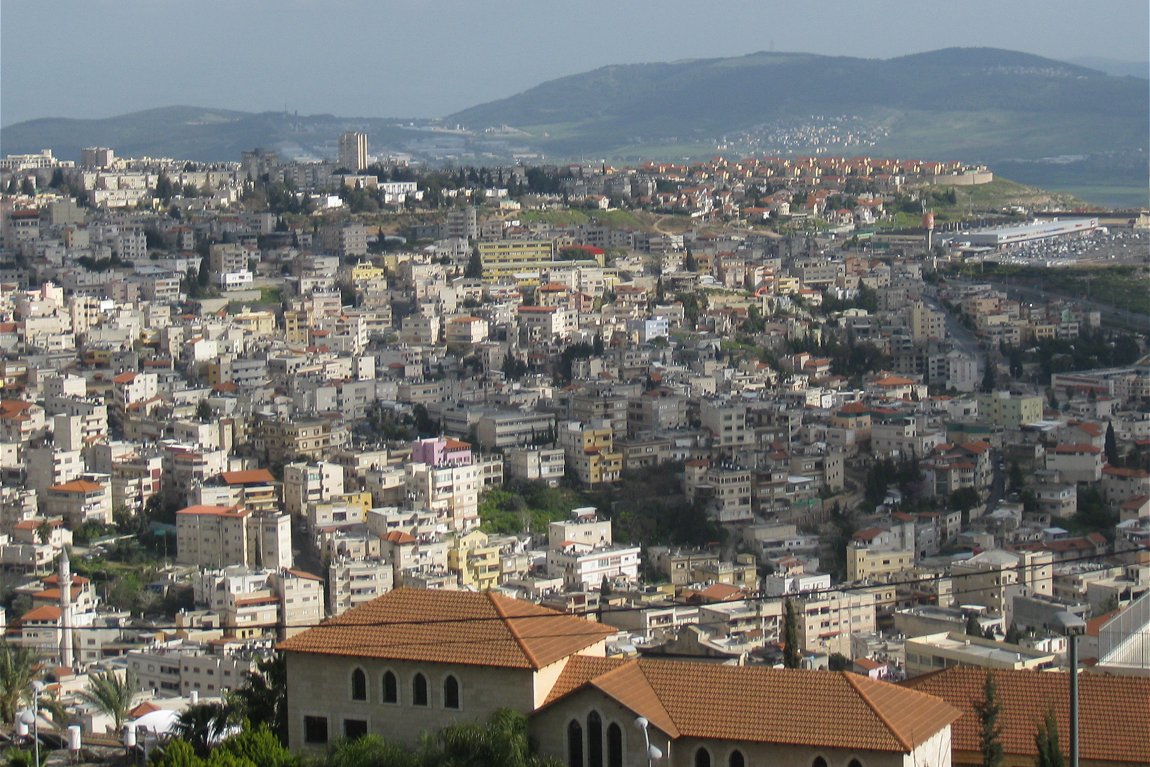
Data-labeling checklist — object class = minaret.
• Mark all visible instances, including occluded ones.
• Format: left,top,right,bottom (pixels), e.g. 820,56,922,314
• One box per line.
58,550,74,670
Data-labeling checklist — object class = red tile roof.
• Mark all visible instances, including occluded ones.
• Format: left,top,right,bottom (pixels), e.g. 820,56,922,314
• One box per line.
22,605,62,622
176,504,246,518
277,588,613,670
220,469,275,485
48,479,104,493
903,668,1150,765
544,657,959,752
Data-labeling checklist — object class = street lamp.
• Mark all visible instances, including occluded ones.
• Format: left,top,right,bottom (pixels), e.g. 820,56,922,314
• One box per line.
19,681,43,767
1055,610,1086,767
634,716,663,766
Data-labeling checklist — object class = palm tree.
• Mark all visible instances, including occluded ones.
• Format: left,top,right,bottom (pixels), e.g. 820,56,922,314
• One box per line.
172,701,234,757
227,653,286,742
0,641,40,724
76,668,137,732
437,708,560,767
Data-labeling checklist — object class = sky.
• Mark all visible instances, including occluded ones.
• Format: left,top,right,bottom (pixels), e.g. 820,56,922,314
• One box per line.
2,0,1147,127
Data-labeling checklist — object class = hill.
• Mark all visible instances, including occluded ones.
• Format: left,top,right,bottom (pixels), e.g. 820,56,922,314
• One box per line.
1,48,1145,206
0,106,433,164
447,47,1146,162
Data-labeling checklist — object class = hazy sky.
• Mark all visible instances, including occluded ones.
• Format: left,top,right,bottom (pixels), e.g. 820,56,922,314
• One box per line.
2,0,1147,127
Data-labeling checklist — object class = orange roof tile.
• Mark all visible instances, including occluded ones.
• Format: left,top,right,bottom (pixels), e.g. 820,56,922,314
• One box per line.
22,605,62,622
176,504,246,517
543,658,959,752
220,469,275,485
903,668,1150,765
284,568,322,581
277,588,612,670
1103,465,1150,479
1053,444,1100,454
48,479,104,493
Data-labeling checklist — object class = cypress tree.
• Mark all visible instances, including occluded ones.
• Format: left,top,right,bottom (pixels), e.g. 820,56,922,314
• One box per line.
975,672,1004,767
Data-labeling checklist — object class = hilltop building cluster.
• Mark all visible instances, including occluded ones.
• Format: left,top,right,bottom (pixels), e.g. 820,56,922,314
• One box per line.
0,140,1146,764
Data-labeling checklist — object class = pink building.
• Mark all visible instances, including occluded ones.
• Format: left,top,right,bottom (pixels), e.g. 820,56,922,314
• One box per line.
410,437,473,467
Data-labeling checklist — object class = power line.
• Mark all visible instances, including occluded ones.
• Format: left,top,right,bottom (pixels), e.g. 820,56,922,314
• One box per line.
16,545,1144,639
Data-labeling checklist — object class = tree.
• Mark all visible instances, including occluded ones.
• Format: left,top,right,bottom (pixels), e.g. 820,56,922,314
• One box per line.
214,723,295,767
966,613,983,637
76,667,137,732
196,400,214,423
684,249,698,272
0,641,39,724
1104,421,1119,466
156,173,175,203
951,487,982,519
1004,622,1023,644
228,653,287,743
173,702,236,757
325,734,420,767
1008,461,1025,493
465,247,484,278
981,358,996,393
827,653,851,671
974,672,1004,767
783,598,801,669
1034,708,1066,767
437,707,558,767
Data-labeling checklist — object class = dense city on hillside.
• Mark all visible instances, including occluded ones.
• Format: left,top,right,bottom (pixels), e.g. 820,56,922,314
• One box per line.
0,135,1148,765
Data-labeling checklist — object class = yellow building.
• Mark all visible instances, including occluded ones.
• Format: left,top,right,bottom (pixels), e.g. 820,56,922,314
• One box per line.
477,239,555,278
351,262,387,282
232,309,277,337
447,530,501,590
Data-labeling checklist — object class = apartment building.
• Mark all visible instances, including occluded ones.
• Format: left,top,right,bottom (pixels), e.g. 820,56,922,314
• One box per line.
504,446,565,486
559,420,622,487
44,475,113,526
328,557,393,617
175,505,292,571
791,589,877,658
283,461,345,517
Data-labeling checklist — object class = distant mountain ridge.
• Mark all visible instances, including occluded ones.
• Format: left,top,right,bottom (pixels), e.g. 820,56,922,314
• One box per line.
2,48,1145,180
446,47,1146,160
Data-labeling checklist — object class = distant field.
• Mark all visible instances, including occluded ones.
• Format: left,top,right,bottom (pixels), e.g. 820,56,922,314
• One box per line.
972,264,1150,316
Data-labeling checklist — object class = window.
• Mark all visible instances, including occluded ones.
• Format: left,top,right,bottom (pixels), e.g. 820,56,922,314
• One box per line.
351,668,367,701
344,719,368,740
606,723,622,767
444,675,460,709
382,671,398,703
813,758,829,767
695,748,712,767
303,715,328,745
567,720,584,767
587,711,603,767
413,673,429,706
848,760,863,767
729,751,745,767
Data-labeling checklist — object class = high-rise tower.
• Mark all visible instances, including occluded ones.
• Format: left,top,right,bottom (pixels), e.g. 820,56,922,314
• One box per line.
338,131,368,172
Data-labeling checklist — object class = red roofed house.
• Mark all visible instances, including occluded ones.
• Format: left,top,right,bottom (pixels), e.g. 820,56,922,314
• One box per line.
1046,444,1103,484
44,474,113,525
904,667,1150,767
1102,465,1150,508
110,370,158,418
0,399,46,443
280,589,961,767
217,468,280,514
